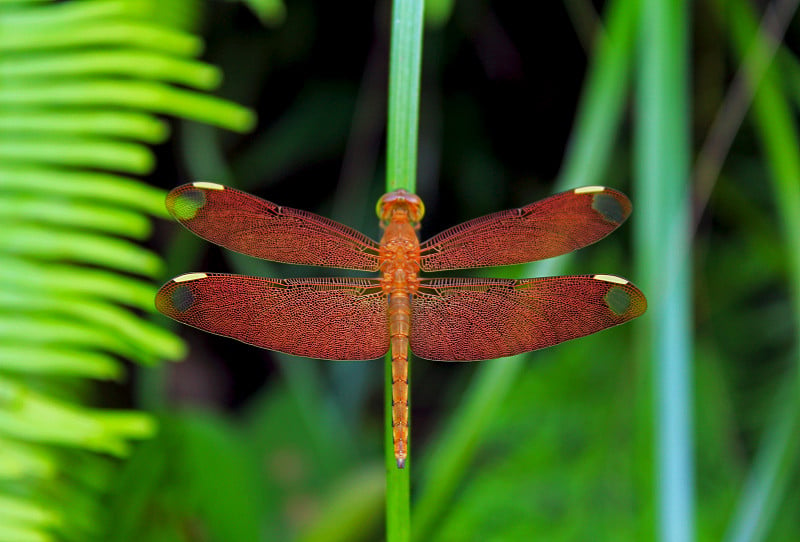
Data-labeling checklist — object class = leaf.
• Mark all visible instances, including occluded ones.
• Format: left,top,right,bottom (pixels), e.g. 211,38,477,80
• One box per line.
0,0,255,540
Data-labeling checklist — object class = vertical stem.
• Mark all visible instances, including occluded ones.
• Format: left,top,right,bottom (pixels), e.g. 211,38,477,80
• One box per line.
386,0,424,194
634,1,694,541
384,0,423,540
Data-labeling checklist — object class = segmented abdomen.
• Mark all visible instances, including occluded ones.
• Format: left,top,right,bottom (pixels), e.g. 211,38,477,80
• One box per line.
389,291,411,467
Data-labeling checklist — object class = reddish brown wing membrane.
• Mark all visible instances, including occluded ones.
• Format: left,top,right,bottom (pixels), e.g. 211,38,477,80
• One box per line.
419,186,631,271
166,183,381,271
156,273,388,360
410,275,647,361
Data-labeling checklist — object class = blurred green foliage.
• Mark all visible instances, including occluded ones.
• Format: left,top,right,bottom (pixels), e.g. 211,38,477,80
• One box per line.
1,0,799,541
0,0,253,539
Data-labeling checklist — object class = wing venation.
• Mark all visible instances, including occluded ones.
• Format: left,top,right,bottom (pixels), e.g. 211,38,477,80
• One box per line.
419,187,631,271
411,275,646,360
156,274,388,360
167,183,381,271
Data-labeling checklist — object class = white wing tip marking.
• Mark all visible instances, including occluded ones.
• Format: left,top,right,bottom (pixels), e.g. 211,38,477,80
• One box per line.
192,181,225,190
593,274,628,285
174,272,208,283
574,185,607,194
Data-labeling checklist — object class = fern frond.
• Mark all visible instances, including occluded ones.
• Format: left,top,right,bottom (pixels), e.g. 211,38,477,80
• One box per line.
0,0,255,539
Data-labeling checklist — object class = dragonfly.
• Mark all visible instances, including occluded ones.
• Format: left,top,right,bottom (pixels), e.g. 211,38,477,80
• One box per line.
156,182,647,468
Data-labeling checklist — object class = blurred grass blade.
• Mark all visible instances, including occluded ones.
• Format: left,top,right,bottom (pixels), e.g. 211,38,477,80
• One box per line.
412,355,523,541
425,0,454,28
277,355,352,472
717,0,800,345
723,376,800,542
236,0,286,27
713,0,800,539
297,464,385,542
693,0,799,219
233,85,356,190
558,0,638,188
634,1,694,541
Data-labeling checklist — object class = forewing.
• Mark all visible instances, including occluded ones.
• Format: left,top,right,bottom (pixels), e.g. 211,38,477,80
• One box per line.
166,183,381,271
419,186,631,271
156,274,388,360
411,275,646,361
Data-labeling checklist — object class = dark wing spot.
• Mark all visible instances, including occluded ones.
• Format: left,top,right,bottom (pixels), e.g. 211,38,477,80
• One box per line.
171,285,195,312
592,193,625,224
604,286,632,316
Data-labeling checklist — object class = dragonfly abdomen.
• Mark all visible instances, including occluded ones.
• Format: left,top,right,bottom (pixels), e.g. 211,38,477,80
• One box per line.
388,290,411,468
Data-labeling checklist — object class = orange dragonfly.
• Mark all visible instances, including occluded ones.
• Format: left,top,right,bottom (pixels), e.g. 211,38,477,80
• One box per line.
156,182,647,468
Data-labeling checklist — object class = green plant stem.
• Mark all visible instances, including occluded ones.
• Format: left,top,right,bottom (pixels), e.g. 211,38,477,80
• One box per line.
385,0,423,540
635,1,694,541
386,0,423,194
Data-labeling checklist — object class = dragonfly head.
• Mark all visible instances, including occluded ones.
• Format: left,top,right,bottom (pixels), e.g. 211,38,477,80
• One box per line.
376,189,425,225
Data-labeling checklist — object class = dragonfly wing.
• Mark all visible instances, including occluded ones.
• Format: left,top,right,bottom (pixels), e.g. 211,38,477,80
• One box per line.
156,274,388,360
167,183,381,271
411,276,646,361
419,186,631,271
